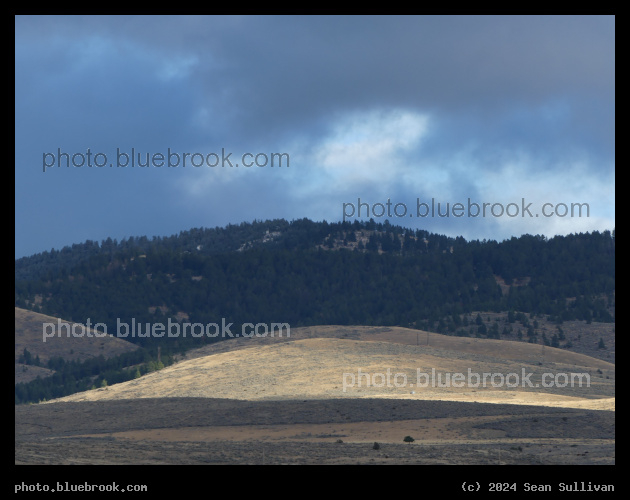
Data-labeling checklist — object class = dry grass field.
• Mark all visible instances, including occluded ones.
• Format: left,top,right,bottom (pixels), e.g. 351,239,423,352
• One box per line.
16,325,614,465
15,398,614,465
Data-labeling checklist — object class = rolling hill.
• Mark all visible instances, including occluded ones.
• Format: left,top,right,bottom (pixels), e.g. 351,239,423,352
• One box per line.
52,326,614,410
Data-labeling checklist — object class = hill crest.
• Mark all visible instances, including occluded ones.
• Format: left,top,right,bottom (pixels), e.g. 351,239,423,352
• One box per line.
52,327,614,410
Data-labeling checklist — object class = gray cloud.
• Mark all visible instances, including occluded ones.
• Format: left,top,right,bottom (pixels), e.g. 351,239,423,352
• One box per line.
15,15,615,257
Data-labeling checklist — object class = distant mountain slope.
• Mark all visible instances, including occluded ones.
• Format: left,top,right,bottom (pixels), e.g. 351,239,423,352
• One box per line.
15,220,615,355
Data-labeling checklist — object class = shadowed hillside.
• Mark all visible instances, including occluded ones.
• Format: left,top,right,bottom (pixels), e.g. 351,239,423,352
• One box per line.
15,307,139,384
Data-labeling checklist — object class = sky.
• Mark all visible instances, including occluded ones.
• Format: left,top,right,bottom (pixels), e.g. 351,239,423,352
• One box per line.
15,15,615,258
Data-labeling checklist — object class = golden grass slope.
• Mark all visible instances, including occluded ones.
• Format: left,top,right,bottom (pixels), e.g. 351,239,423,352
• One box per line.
53,327,614,410
182,325,615,370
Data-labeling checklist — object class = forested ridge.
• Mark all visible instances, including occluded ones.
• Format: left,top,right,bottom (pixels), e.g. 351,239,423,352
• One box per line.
15,218,614,403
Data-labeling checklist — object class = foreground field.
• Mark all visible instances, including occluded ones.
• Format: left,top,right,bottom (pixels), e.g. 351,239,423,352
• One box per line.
15,398,614,465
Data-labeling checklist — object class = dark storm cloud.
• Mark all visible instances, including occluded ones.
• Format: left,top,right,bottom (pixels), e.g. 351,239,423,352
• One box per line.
15,15,614,257
17,15,614,147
